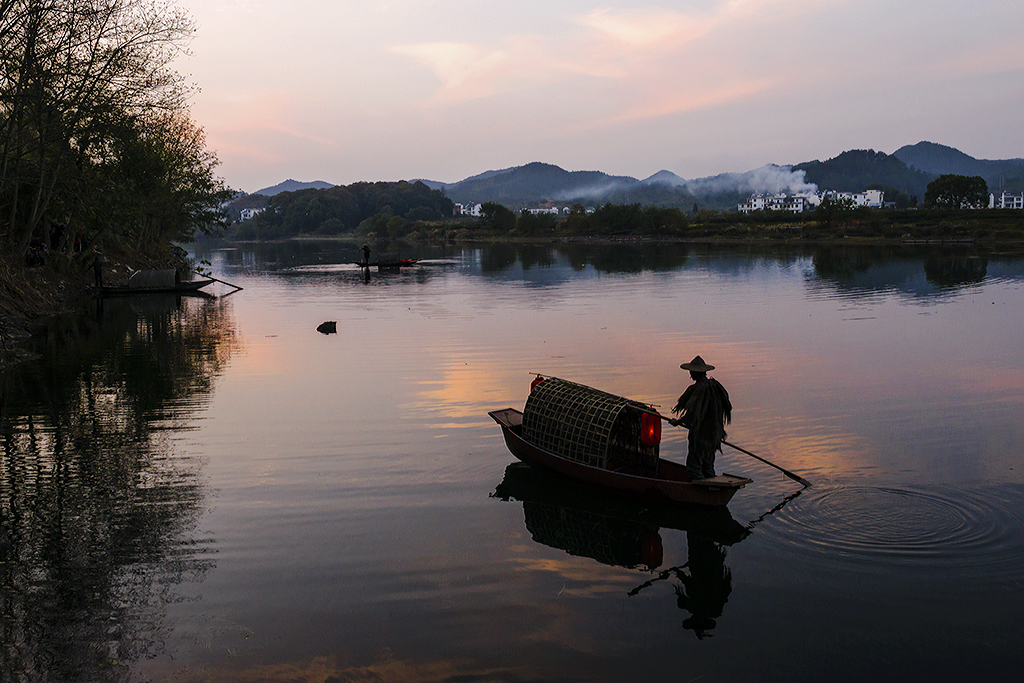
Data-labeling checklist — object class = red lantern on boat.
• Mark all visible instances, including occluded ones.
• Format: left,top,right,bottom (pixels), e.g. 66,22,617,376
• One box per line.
530,376,545,392
640,411,661,447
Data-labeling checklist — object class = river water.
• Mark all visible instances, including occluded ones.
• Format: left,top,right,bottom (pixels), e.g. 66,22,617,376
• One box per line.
2,241,1023,682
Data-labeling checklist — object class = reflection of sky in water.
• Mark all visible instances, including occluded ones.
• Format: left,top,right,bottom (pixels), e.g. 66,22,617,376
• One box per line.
197,242,1024,489
98,241,1024,681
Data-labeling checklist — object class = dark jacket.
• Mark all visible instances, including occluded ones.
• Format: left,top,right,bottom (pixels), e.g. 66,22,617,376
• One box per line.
673,376,732,453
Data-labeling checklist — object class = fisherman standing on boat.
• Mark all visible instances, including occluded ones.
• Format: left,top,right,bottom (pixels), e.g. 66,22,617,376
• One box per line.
669,356,732,481
360,243,371,266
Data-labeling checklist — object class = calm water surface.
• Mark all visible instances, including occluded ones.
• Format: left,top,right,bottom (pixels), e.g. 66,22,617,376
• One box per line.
3,241,1024,682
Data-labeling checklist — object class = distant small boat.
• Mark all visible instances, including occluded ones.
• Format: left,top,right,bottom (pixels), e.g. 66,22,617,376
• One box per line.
354,252,420,269
100,269,215,296
489,376,752,507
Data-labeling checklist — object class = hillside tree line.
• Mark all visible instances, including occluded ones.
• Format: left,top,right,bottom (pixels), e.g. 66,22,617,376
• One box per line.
1,0,232,262
234,181,455,239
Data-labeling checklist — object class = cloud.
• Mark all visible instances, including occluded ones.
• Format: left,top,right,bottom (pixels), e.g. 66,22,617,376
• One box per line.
389,2,822,124
391,42,509,90
576,7,714,47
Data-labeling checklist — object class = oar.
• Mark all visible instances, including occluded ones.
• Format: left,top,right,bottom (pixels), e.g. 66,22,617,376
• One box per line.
193,268,243,293
648,411,811,488
204,273,243,292
722,440,811,488
371,238,391,266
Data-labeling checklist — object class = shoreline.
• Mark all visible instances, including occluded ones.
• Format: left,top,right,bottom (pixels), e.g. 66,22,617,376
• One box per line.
5,234,1024,370
0,245,191,371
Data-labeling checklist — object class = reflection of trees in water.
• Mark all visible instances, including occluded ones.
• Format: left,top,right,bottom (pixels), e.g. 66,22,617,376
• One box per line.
811,244,991,295
810,245,888,280
560,242,691,274
923,255,987,288
1,295,238,681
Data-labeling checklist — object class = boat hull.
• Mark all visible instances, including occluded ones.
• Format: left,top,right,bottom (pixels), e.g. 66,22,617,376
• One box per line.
489,408,750,507
99,278,215,296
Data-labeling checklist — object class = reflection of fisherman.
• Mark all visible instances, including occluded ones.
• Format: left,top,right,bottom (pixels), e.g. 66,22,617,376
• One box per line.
92,252,104,288
668,356,732,481
674,533,732,639
360,243,371,266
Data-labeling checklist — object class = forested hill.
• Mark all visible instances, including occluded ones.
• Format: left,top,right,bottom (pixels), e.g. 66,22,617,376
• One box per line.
893,142,1024,190
235,180,453,239
793,150,934,199
253,179,334,196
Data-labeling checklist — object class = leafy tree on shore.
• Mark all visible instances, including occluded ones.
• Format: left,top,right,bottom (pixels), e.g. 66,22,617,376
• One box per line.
1,0,230,259
563,203,689,235
514,210,557,236
814,196,857,228
479,202,516,233
924,174,989,210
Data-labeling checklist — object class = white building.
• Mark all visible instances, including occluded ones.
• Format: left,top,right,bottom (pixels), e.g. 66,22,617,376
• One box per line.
738,193,816,214
990,191,1024,209
820,189,884,208
239,207,264,221
453,203,483,217
740,188,884,214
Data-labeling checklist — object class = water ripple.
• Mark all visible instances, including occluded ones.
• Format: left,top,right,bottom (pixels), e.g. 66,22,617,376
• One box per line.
765,483,1024,578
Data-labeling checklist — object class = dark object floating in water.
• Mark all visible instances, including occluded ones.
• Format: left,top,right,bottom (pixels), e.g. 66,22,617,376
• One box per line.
489,376,752,507
316,321,337,334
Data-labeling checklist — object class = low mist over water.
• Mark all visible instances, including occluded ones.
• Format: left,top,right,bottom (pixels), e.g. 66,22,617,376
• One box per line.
3,241,1023,681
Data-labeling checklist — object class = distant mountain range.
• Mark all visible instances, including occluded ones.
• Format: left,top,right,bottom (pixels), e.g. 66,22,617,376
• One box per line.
893,142,1024,187
245,143,1024,212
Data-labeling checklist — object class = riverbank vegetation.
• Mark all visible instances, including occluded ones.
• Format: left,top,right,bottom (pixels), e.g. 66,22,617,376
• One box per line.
228,187,1024,246
1,0,232,257
1,0,232,350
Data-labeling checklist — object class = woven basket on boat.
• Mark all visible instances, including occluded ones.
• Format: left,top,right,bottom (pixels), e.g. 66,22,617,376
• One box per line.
522,377,659,476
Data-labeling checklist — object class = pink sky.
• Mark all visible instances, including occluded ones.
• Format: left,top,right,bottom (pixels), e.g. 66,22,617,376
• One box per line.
176,1,1024,193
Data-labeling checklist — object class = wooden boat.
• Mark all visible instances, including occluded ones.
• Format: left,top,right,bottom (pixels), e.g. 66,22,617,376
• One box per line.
489,376,751,507
354,252,420,269
100,269,215,296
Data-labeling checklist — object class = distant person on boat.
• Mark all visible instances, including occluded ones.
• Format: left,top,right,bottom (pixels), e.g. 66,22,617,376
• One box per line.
92,252,104,288
669,356,732,481
360,243,371,266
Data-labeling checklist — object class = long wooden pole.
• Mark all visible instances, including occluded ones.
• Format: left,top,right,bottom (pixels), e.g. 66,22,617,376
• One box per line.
650,411,811,487
721,440,811,488
205,274,243,292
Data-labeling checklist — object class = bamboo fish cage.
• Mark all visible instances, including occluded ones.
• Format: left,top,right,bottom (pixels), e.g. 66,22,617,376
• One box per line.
522,377,660,477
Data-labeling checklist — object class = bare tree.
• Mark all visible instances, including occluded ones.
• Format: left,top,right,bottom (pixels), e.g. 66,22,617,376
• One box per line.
1,0,216,255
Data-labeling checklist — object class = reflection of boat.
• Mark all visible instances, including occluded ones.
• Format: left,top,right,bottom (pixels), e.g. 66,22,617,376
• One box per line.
494,462,743,638
489,377,751,507
493,463,750,548
496,463,665,570
100,269,215,296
